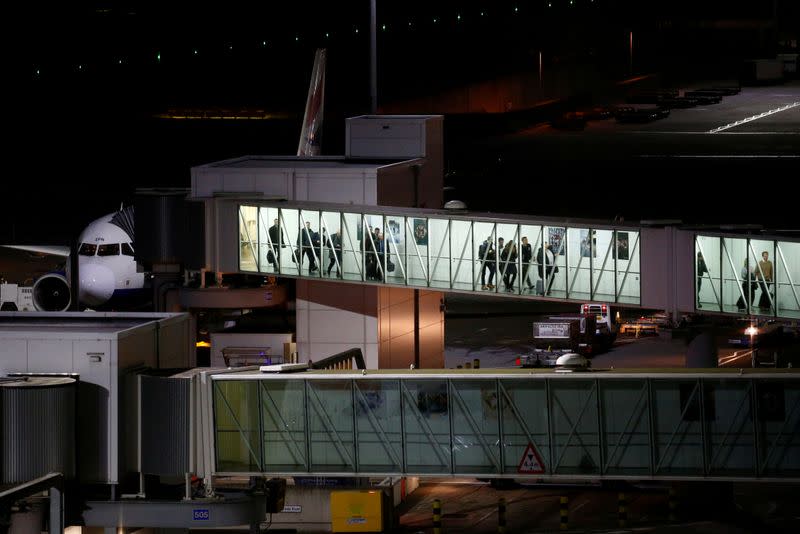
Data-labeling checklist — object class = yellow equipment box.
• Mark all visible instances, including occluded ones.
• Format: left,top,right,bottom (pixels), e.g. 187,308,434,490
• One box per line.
331,490,385,532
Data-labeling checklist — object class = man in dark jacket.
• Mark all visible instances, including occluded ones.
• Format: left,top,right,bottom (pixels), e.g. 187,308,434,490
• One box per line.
297,221,319,273
268,218,284,269
521,236,533,290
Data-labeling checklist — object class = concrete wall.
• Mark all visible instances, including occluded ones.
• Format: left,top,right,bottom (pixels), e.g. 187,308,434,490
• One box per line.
296,281,379,368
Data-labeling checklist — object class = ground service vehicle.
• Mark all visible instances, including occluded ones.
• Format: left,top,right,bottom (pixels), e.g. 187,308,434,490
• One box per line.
517,313,614,367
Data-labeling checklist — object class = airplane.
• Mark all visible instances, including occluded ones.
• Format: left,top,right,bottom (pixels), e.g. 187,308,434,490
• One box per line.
2,206,147,311
2,49,327,311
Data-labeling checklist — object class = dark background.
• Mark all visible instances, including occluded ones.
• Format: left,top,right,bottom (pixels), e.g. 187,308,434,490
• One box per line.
5,1,798,243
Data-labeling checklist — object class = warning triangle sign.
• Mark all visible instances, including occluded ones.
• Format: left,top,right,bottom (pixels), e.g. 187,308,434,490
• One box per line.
517,442,546,474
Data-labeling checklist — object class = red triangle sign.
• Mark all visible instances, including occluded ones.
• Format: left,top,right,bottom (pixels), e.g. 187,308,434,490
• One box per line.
517,442,546,474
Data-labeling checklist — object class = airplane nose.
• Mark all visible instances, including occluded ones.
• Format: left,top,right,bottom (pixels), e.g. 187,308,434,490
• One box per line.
79,263,115,307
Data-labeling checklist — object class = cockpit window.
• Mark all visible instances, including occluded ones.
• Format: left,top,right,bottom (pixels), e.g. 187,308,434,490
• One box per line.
97,243,120,256
121,243,135,256
78,243,97,256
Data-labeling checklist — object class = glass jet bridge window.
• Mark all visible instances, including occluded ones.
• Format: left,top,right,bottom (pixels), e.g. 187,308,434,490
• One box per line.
121,243,134,256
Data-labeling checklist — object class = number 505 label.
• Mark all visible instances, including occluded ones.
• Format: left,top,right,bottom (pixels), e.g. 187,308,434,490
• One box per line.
193,509,210,521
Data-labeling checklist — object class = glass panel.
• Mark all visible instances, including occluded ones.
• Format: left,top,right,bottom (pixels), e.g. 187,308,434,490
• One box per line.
97,243,119,256
297,210,322,277
475,222,497,292
406,216,428,288
258,207,283,274
616,230,640,305
364,214,385,282
214,380,261,472
450,219,473,291
651,380,704,476
696,235,722,311
259,380,307,472
723,236,750,313
340,211,363,282
499,379,550,475
429,218,450,289
539,226,565,298
497,223,519,294
600,380,650,476
384,214,406,286
355,380,403,472
320,211,344,279
239,205,258,272
280,208,301,276
307,380,355,471
519,225,542,294
550,379,600,475
750,239,776,316
402,380,451,473
776,241,800,319
567,227,592,301
757,380,800,477
450,380,501,474
592,230,615,302
79,243,97,256
705,380,754,476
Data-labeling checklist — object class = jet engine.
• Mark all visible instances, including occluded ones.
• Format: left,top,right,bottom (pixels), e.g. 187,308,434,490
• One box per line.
32,273,71,311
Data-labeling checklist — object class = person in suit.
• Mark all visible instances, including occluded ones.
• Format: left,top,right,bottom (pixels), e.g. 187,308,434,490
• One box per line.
501,240,518,292
267,218,284,269
325,228,343,277
479,236,496,290
696,251,708,307
736,258,756,310
520,236,533,290
536,243,556,295
756,250,774,310
297,221,319,274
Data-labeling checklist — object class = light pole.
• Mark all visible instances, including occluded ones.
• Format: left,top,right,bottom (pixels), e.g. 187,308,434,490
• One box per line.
370,0,377,113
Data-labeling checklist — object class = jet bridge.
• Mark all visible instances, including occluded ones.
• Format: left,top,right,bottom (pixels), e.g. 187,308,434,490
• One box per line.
228,201,800,319
197,367,800,485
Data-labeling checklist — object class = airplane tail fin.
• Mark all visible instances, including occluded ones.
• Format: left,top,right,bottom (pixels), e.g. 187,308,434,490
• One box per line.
297,48,327,156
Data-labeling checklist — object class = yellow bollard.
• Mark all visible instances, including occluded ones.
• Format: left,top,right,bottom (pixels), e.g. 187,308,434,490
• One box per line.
560,496,568,530
498,497,506,534
465,362,472,369
433,499,442,534
618,492,627,527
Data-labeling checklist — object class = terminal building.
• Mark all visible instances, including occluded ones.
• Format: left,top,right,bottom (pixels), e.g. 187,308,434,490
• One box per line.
1,114,799,532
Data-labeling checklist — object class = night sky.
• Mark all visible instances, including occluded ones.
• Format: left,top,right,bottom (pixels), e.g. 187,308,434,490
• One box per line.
6,1,798,243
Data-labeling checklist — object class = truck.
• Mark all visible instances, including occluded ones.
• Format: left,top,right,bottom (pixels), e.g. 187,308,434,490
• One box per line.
517,313,615,368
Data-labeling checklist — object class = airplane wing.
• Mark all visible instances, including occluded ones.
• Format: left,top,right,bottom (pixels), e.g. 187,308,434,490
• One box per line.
1,245,70,257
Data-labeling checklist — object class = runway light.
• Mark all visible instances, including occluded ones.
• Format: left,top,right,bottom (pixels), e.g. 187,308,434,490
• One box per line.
156,52,161,62
382,24,386,31
457,13,461,21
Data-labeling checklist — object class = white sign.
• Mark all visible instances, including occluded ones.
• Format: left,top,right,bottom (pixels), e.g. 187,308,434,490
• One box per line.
282,505,302,513
517,442,546,474
535,323,571,338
